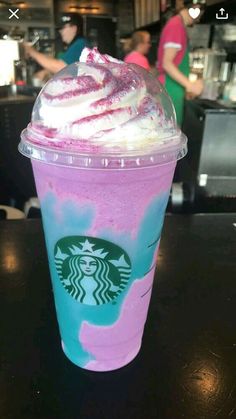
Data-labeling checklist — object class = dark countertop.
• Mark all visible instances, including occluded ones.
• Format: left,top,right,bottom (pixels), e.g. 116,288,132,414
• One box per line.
1,214,236,419
188,97,236,112
0,94,35,104
0,84,41,104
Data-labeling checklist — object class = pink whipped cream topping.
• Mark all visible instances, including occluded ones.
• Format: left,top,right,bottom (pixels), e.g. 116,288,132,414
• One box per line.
27,47,176,153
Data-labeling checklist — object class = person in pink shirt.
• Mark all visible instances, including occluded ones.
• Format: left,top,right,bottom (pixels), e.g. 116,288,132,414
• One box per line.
157,0,205,125
124,31,151,71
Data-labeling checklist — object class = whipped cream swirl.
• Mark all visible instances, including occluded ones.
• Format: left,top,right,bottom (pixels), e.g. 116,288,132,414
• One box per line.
29,48,176,153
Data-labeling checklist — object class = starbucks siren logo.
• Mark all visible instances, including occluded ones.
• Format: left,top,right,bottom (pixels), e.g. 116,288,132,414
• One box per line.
54,236,132,306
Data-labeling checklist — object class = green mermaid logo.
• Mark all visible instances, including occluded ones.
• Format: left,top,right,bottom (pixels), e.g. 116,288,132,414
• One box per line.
54,236,132,305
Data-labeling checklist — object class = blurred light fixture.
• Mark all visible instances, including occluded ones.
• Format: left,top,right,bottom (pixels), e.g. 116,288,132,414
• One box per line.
18,2,27,7
0,0,26,5
69,6,77,12
69,5,99,11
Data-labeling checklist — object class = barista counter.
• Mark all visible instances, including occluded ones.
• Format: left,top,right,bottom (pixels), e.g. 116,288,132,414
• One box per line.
178,98,236,212
0,82,41,102
182,97,236,177
0,94,35,105
0,94,36,204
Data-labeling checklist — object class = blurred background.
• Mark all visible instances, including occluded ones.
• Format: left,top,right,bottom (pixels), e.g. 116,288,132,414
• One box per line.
0,0,236,218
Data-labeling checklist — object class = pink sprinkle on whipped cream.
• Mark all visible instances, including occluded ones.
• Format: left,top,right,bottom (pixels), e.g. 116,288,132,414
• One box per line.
27,47,175,152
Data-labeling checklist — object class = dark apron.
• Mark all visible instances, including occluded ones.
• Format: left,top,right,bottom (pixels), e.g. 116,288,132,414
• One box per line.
165,47,190,127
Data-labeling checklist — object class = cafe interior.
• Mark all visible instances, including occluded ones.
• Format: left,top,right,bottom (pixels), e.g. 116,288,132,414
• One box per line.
1,2,236,419
0,0,235,217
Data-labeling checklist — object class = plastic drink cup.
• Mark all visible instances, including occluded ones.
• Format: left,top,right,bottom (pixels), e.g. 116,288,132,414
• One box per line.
19,50,187,371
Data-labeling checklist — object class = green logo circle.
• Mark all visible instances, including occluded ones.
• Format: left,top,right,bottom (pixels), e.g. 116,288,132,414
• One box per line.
54,236,132,306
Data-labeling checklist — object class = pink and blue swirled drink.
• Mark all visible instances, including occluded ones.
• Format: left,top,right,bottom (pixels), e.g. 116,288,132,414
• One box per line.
19,48,187,371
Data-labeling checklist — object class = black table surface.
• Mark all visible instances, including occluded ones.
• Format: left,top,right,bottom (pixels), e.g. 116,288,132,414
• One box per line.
1,214,236,419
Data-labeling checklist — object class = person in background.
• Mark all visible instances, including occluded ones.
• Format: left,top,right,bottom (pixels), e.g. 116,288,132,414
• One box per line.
24,13,88,76
157,0,205,126
124,31,151,71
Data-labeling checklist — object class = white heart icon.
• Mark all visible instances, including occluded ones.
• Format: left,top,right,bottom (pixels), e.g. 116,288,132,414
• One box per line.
189,7,201,19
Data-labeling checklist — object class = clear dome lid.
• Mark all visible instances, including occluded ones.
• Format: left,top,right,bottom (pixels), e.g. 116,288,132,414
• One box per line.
19,50,187,169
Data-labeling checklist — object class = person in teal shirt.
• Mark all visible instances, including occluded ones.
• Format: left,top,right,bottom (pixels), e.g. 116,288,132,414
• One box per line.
24,13,89,75
58,13,89,65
